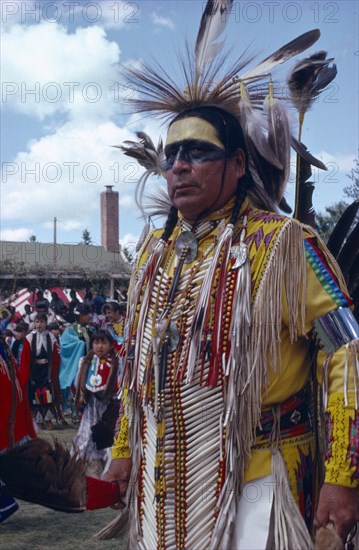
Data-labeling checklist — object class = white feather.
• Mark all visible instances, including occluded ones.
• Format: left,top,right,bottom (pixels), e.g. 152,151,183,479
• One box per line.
195,0,234,74
240,29,321,81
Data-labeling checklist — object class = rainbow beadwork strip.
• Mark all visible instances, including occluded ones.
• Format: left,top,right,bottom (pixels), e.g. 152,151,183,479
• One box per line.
304,237,351,307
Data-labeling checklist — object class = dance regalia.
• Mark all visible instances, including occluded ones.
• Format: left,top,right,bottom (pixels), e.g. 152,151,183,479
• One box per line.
107,320,125,353
23,331,60,421
73,353,119,461
0,341,123,515
0,341,35,452
112,199,359,549
59,323,93,390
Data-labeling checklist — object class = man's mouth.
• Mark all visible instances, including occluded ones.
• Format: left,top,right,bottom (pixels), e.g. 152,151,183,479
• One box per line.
174,182,197,193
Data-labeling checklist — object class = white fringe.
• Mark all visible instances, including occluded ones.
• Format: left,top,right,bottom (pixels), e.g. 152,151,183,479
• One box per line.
210,218,310,547
272,449,314,550
186,223,234,383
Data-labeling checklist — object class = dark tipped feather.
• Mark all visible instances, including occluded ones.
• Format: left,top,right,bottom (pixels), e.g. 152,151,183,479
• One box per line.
336,218,359,280
195,1,234,73
241,29,321,81
288,51,337,114
296,181,316,226
279,196,292,214
114,132,165,174
291,137,327,170
327,200,359,258
240,100,283,170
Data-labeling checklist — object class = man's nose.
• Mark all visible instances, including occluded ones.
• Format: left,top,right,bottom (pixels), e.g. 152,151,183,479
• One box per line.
172,157,191,174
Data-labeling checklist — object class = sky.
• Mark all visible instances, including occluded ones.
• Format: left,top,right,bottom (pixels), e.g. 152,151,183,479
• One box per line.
1,0,358,254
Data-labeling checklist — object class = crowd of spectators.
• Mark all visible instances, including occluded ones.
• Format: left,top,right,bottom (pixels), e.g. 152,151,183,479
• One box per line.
0,289,126,431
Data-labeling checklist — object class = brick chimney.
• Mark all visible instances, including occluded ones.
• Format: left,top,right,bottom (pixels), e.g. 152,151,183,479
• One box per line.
101,186,119,252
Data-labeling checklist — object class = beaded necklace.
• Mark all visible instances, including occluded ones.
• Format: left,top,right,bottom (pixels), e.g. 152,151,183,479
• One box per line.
145,211,248,504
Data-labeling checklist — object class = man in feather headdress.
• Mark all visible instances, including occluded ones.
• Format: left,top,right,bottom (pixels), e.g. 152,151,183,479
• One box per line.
103,3,359,548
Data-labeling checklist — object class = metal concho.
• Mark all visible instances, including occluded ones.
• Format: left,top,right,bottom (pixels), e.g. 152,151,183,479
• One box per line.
230,242,249,269
175,231,198,263
156,319,180,352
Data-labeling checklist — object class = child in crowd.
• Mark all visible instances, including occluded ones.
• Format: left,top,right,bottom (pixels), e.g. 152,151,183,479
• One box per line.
72,330,119,476
11,322,29,365
24,312,60,430
59,303,93,421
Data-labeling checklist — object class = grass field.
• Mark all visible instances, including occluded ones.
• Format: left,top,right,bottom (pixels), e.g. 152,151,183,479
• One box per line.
1,424,128,550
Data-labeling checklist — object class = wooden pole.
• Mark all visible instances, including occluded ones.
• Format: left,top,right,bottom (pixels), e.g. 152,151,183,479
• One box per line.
53,217,57,267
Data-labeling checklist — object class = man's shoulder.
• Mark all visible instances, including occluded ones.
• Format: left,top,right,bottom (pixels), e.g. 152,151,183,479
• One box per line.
26,331,36,343
247,207,293,226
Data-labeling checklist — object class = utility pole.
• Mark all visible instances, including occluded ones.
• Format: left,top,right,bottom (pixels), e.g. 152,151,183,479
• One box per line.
53,217,57,267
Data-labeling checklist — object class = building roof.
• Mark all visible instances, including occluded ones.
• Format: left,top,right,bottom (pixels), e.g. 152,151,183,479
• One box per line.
0,241,131,278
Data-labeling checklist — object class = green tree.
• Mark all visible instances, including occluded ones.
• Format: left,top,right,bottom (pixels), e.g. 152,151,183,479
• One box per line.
28,235,37,242
315,155,359,242
81,229,92,245
344,153,359,200
315,200,349,243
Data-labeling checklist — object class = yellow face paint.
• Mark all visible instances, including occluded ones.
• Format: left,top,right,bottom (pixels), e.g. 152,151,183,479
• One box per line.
166,117,225,150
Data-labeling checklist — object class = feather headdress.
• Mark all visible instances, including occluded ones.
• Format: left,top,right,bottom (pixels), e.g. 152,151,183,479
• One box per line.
117,1,335,221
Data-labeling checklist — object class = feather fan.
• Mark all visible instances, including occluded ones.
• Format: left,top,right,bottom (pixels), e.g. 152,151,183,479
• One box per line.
288,51,337,116
0,438,87,512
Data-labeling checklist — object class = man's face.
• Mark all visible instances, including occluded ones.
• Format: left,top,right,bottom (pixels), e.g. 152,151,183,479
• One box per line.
165,117,245,221
14,330,26,341
35,318,47,332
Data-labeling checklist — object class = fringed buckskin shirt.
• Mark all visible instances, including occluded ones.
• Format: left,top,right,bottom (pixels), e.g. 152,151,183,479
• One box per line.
112,198,358,549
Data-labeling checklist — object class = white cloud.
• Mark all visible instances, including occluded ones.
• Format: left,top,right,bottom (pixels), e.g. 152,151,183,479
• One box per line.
2,21,121,121
1,120,140,227
314,151,357,173
43,219,82,232
0,227,33,241
120,232,139,259
119,194,136,207
151,13,175,30
0,14,169,244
